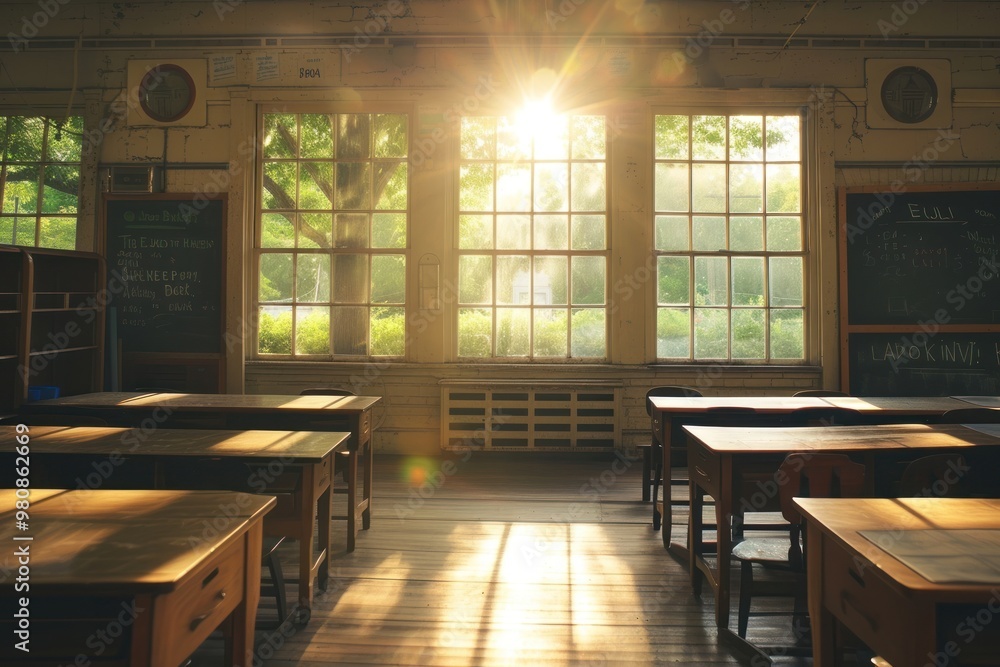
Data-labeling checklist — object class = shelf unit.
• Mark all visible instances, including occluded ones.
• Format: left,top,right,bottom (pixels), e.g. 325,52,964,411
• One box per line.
0,245,105,414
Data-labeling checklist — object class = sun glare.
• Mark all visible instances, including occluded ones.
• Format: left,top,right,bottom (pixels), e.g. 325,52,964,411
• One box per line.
513,97,565,157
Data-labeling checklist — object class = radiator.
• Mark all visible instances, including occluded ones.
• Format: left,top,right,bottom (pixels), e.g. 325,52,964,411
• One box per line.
440,379,622,451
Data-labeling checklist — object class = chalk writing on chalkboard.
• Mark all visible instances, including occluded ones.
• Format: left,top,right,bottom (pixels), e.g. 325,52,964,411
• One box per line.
848,332,1000,396
844,190,1000,326
106,196,224,353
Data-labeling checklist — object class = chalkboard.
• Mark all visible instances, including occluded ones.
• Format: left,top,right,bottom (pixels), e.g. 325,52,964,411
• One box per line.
844,188,1000,326
105,195,224,353
848,332,1000,396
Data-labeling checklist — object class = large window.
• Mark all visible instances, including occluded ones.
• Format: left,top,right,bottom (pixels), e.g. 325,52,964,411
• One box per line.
256,112,408,357
0,115,82,249
654,112,805,362
457,112,608,360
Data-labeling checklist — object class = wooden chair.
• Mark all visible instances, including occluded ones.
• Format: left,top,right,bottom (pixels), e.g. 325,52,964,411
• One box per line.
261,536,289,627
899,453,976,498
299,388,368,553
792,389,849,397
731,453,866,648
644,386,702,530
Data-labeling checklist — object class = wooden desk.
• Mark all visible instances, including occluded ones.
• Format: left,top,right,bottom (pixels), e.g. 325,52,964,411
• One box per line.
20,391,380,552
683,422,1000,632
0,489,275,667
651,395,971,548
796,497,1000,667
0,425,348,614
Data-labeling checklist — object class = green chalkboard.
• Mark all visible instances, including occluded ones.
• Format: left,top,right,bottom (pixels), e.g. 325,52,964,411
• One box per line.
844,188,1000,326
105,195,225,353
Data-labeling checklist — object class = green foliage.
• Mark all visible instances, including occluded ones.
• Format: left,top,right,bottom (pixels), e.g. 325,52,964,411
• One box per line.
258,309,293,354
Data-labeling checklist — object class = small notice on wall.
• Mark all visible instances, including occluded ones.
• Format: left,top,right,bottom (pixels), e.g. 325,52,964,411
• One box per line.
210,54,237,83
255,53,280,82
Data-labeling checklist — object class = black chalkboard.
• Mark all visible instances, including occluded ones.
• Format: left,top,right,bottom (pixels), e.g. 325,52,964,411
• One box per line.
105,195,224,353
844,188,1000,326
848,332,1000,396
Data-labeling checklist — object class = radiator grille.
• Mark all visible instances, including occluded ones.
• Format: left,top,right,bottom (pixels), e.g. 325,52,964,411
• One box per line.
440,380,621,451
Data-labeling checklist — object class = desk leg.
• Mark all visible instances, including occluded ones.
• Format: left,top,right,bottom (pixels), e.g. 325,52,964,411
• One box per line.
689,476,703,597
317,478,332,592
807,528,837,667
233,522,263,667
714,458,733,631
660,416,672,549
362,435,373,530
298,467,317,612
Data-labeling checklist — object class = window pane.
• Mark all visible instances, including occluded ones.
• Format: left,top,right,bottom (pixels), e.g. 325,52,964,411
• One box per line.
332,254,367,302
337,114,371,159
299,213,334,249
770,257,803,306
534,215,568,250
496,308,529,357
534,116,569,160
0,218,12,244
496,117,528,161
496,215,530,250
766,216,802,251
42,165,78,213
333,213,367,248
371,306,405,355
459,255,492,304
730,216,763,251
262,162,295,210
461,117,495,160
496,163,531,211
534,256,568,305
9,117,44,161
655,115,689,160
39,217,75,249
332,306,367,354
299,162,333,209
654,163,689,212
374,114,408,158
296,306,330,354
770,309,804,359
371,255,405,304
571,215,605,250
334,162,370,209
261,213,295,248
4,166,38,214
258,306,292,353
460,164,494,211
658,256,690,305
694,308,728,358
296,254,330,302
459,308,492,356
731,309,765,359
766,163,801,213
657,307,690,358
497,255,530,304
263,114,297,158
766,115,800,161
372,213,406,248
47,116,83,162
695,256,728,306
260,253,293,301
460,214,493,249
692,115,726,160
375,163,407,210
571,162,605,211
571,116,605,159
300,114,334,158
533,308,567,356
572,256,605,305
692,216,725,252
655,215,689,251
729,116,763,161
571,308,605,357
13,218,33,246
729,163,763,213
692,164,726,213
732,257,764,306
534,163,568,212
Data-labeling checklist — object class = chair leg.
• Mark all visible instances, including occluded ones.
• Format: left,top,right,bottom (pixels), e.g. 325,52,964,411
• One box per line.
738,560,753,638
263,545,288,626
641,446,651,502
651,460,662,531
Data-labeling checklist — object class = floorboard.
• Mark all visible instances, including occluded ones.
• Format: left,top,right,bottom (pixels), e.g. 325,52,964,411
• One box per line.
188,452,830,666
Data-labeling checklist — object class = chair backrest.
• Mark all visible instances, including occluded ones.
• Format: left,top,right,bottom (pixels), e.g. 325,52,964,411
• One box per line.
644,386,701,416
938,408,1000,424
21,414,109,427
788,407,865,427
792,389,849,397
300,388,356,397
899,453,973,497
777,453,866,568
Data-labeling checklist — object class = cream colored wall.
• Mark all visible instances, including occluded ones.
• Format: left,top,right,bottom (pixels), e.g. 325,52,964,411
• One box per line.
2,1,999,453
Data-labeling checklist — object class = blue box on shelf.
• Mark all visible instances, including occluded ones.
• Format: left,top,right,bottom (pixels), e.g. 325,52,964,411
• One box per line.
27,385,60,401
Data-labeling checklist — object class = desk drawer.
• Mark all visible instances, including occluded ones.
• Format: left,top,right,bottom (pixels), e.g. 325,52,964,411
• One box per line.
689,445,719,496
153,536,244,665
359,409,372,445
823,538,916,666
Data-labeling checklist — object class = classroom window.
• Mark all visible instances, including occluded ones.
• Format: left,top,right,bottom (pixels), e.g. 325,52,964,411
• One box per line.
256,112,408,357
654,113,806,362
457,112,608,360
0,115,83,249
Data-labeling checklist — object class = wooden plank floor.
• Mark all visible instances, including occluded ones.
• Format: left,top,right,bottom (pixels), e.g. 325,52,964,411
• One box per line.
189,451,825,666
